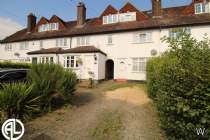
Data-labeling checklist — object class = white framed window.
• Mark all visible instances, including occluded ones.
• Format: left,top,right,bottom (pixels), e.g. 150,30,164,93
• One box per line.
132,58,147,72
103,14,118,24
64,56,79,68
133,32,152,44
107,35,113,45
4,44,12,51
40,56,54,64
20,42,29,50
76,37,90,46
119,12,136,22
195,3,210,14
50,23,59,30
56,38,68,47
38,23,59,32
39,40,43,48
169,27,191,39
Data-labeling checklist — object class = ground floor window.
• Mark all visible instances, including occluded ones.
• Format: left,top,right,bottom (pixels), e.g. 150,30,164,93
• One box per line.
132,58,147,72
40,56,54,64
32,57,38,64
64,56,79,68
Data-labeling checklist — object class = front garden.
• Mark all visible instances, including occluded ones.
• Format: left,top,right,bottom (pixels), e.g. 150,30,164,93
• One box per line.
147,32,210,139
0,63,78,138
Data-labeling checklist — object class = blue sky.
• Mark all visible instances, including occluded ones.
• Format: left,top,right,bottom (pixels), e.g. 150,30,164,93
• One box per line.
0,0,192,26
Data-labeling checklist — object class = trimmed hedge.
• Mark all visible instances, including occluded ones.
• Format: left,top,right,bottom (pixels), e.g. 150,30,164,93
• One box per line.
147,33,210,139
0,61,31,69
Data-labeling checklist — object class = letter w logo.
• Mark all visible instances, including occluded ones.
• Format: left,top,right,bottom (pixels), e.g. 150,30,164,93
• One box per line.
196,128,206,136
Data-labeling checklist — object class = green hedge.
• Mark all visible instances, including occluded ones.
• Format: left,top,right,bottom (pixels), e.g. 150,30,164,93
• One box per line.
147,33,210,139
0,61,31,69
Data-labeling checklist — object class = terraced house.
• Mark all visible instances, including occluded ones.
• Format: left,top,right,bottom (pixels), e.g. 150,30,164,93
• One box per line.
0,0,210,81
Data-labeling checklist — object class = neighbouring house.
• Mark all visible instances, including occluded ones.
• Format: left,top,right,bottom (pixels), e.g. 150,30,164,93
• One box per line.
0,0,210,81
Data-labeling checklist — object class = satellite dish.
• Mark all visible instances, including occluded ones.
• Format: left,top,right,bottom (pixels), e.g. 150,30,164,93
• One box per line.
151,49,157,56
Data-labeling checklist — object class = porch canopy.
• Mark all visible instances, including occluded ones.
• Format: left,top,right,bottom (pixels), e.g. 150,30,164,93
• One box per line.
27,46,106,56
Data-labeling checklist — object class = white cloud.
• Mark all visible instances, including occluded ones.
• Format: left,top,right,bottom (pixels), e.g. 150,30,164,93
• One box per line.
0,17,23,40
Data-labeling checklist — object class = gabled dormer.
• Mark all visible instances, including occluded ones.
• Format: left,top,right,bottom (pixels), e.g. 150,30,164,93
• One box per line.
35,15,66,32
181,0,210,15
194,0,210,14
119,2,148,21
101,2,148,25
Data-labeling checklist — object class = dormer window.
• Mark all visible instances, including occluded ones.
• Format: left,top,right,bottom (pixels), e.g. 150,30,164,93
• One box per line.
195,2,209,14
103,12,136,25
103,15,118,24
38,23,59,32
119,12,136,22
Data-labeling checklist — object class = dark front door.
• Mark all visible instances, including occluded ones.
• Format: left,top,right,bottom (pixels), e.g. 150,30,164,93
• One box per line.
105,60,114,80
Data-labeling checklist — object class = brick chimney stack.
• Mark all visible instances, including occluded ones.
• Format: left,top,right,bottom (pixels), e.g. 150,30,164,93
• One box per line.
27,13,36,33
77,2,86,26
152,0,162,18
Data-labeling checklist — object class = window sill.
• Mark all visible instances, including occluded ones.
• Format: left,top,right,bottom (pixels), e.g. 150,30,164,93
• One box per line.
132,71,146,73
132,41,153,44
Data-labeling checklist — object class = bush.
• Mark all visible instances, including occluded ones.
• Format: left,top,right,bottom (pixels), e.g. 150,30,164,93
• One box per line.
0,83,40,121
147,33,210,139
28,64,77,111
57,69,77,96
0,61,31,69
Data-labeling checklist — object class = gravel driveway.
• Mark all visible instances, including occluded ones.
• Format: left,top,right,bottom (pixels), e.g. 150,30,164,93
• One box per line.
23,81,165,140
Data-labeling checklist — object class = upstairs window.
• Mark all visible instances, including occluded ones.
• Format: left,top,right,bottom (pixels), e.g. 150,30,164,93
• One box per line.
77,37,90,46
133,32,152,44
119,12,136,22
169,27,191,39
103,15,118,24
5,44,12,51
39,40,43,49
38,23,59,32
107,35,113,45
56,38,68,47
20,42,29,50
195,3,209,14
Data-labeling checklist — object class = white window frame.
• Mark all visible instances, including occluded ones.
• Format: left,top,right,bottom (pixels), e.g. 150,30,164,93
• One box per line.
40,56,54,64
133,32,152,44
5,44,12,52
76,37,90,46
56,38,68,47
19,42,29,50
107,35,113,45
64,55,80,68
132,58,147,73
169,27,191,39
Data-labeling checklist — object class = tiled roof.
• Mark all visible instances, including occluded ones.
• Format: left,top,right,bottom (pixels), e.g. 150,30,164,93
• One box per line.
60,46,107,55
1,3,210,43
27,46,106,55
27,47,63,54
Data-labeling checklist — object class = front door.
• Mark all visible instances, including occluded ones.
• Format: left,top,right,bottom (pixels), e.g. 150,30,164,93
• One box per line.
105,60,114,80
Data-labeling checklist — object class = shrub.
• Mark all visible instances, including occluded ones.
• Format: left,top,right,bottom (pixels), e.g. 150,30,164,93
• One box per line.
28,64,77,111
0,61,31,69
147,33,210,139
57,69,77,96
0,83,40,121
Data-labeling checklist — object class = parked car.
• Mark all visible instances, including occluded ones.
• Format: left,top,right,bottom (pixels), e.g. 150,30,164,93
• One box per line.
0,69,29,84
